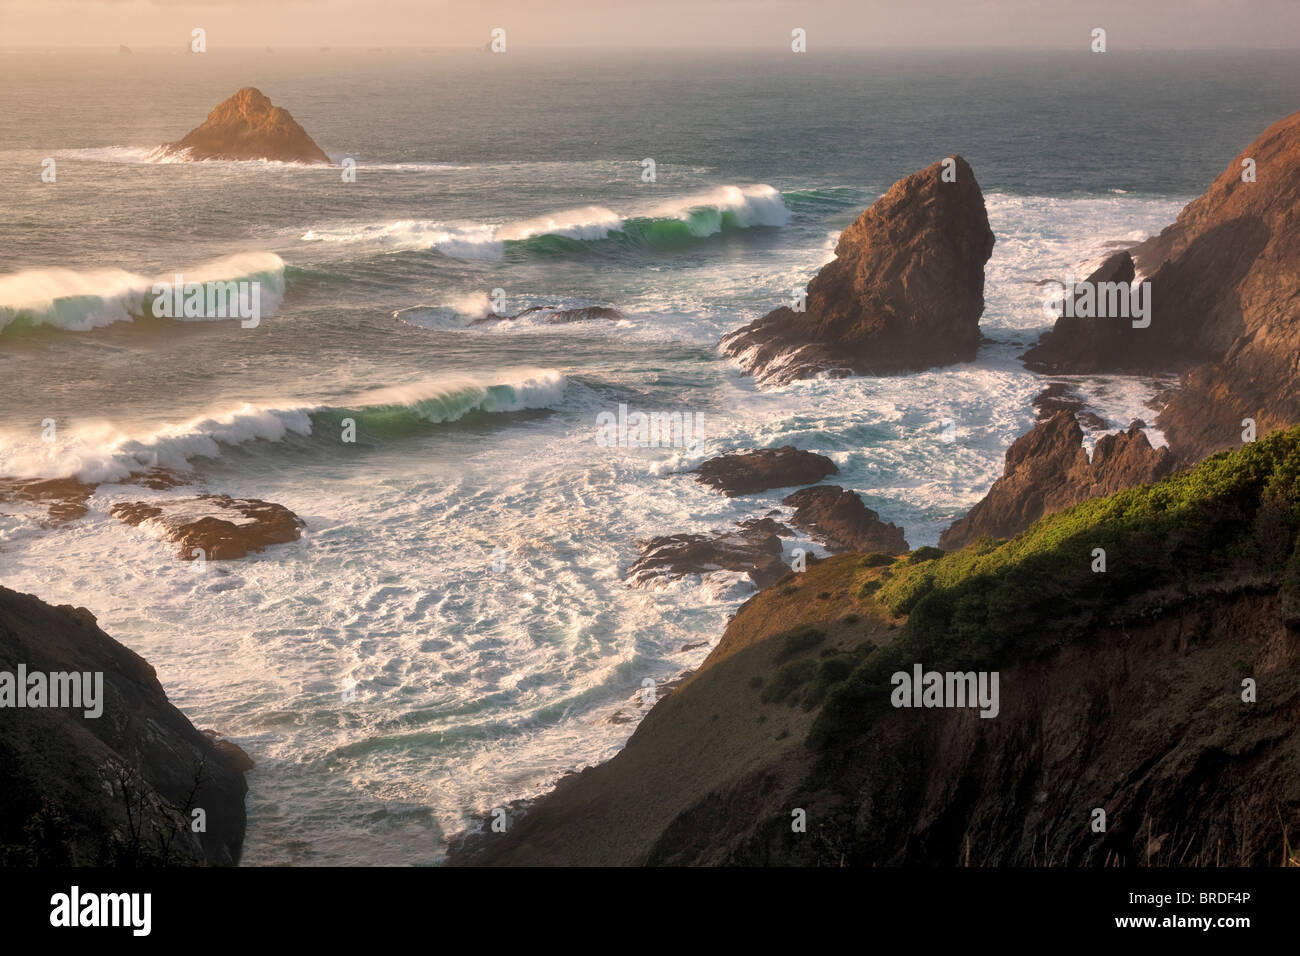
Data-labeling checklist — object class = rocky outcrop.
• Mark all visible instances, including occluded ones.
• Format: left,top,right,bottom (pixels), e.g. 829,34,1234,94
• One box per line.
939,412,1180,550
0,588,249,865
719,155,994,385
0,477,97,525
627,518,792,591
1030,383,1106,429
110,495,303,560
1021,251,1142,373
1025,110,1300,461
0,468,193,529
162,87,330,164
782,485,908,554
694,447,838,497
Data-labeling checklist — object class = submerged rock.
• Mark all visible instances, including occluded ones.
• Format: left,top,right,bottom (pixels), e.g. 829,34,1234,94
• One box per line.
694,446,837,497
0,477,97,525
110,494,303,560
939,412,1181,550
627,521,791,591
719,155,994,385
471,305,624,326
162,87,330,164
781,485,908,554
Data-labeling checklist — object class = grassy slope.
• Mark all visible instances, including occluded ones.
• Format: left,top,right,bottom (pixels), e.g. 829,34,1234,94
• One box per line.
812,426,1300,748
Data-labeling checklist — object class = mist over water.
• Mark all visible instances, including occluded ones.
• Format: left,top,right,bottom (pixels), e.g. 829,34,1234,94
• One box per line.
2,48,1298,864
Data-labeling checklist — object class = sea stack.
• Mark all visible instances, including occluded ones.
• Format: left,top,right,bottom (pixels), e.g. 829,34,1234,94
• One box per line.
1023,110,1300,462
719,155,994,385
162,87,330,164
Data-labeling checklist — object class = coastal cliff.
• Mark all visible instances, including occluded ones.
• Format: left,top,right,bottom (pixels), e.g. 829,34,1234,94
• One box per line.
453,428,1300,865
1023,110,1300,462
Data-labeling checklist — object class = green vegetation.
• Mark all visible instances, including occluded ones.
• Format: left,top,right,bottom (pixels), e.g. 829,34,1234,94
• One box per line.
777,626,827,660
761,659,817,704
907,546,946,564
801,645,874,711
811,426,1300,749
858,552,896,568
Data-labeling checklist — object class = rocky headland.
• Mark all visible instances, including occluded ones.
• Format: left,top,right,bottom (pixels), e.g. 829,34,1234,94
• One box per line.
1024,109,1300,462
453,428,1300,865
939,413,1181,550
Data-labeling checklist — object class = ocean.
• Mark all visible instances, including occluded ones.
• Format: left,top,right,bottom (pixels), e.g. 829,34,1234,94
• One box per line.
2,47,1298,864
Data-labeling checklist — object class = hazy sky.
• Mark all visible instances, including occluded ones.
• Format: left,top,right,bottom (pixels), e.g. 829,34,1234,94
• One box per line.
2,0,1299,49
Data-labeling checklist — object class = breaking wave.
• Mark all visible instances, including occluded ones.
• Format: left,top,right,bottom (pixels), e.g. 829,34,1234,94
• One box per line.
0,252,287,334
0,369,568,483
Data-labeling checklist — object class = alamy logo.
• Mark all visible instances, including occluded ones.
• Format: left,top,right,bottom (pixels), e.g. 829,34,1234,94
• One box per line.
0,665,102,718
151,274,262,328
50,886,151,936
595,403,704,449
890,664,999,718
1042,273,1151,328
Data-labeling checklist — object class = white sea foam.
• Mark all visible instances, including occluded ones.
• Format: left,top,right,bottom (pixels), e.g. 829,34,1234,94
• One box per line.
643,183,791,234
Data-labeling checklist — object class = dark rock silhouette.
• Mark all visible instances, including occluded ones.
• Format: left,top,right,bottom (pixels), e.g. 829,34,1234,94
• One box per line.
627,519,792,591
0,588,249,865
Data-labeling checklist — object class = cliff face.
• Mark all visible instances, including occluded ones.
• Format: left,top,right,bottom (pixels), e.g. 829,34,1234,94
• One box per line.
1021,251,1139,373
939,413,1181,550
0,588,249,865
453,428,1300,866
165,87,330,164
720,156,994,385
1024,110,1300,461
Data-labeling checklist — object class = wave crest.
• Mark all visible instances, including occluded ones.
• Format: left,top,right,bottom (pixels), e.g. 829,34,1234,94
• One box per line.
0,369,567,483
298,185,790,260
0,252,287,334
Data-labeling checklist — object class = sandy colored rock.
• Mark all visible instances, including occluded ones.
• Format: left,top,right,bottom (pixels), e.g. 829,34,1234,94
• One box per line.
163,87,330,164
0,477,97,524
110,494,303,560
